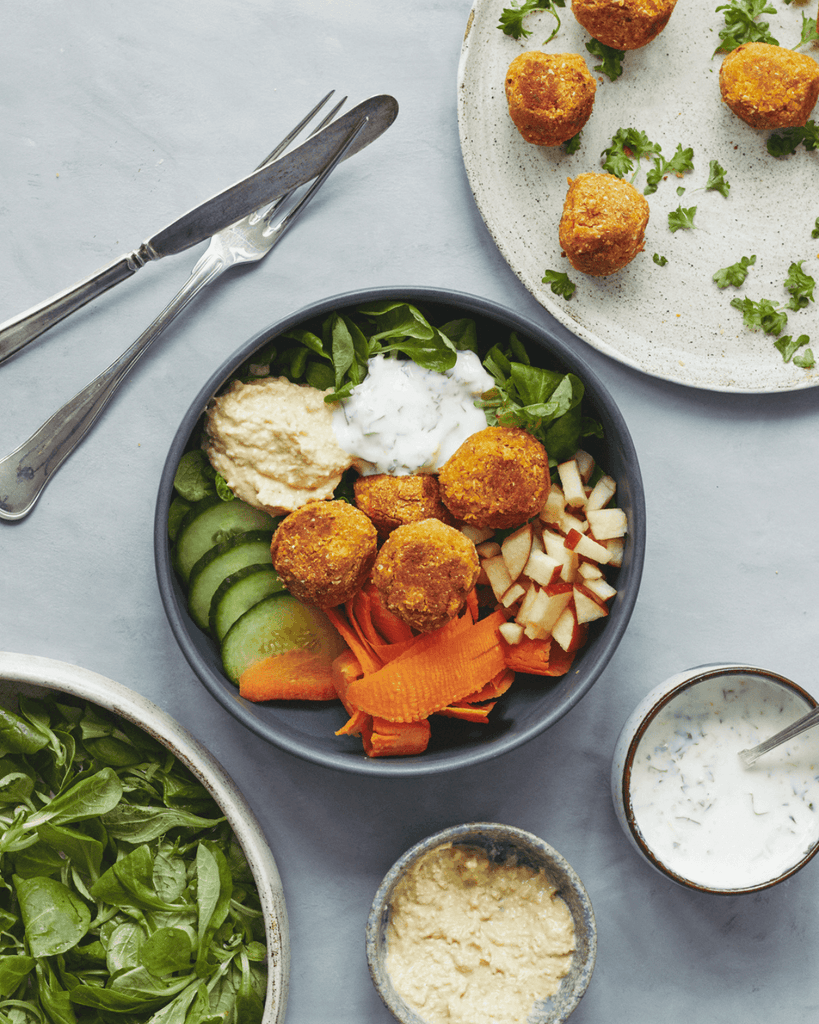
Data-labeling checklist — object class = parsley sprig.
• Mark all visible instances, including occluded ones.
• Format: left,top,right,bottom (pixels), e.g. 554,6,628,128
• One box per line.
714,0,778,53
585,39,625,80
542,269,576,299
497,0,566,45
601,128,698,196
767,120,819,157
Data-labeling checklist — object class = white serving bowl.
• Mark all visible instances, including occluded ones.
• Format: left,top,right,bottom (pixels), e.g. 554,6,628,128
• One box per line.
366,822,596,1024
612,664,819,894
0,651,289,1023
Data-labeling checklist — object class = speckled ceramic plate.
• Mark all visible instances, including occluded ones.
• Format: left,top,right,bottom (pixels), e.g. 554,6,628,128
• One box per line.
458,0,819,392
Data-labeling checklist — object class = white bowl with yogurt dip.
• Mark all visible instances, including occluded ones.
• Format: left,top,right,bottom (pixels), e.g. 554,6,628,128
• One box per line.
366,822,596,1024
612,664,819,894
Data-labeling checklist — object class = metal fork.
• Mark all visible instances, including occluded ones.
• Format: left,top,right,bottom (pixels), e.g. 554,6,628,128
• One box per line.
0,94,367,522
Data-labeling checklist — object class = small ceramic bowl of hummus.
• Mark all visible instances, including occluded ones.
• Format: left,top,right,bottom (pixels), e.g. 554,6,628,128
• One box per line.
366,822,596,1024
612,663,819,894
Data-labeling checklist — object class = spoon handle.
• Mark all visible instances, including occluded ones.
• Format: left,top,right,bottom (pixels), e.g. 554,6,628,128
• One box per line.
739,705,819,767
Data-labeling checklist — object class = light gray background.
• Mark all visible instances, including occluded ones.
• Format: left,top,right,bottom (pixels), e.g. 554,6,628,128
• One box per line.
2,2,818,1022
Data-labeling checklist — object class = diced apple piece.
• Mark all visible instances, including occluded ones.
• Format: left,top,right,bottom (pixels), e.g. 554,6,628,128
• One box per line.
585,474,616,512
482,554,514,601
577,561,604,581
519,582,573,637
515,582,540,625
523,548,562,586
500,582,526,608
552,606,588,652
573,586,610,624
583,576,617,602
603,537,624,568
564,528,612,564
501,523,533,582
560,547,580,584
539,483,565,525
574,449,595,483
557,459,586,508
476,540,502,558
540,528,576,582
586,508,627,540
461,524,495,544
557,508,588,537
499,621,524,645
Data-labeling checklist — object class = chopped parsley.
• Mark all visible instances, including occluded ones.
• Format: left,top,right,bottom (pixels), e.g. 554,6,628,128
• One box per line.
724,261,817,368
705,159,731,198
774,334,814,366
713,255,757,288
653,253,669,266
767,120,819,157
542,269,577,299
585,39,625,81
812,218,819,239
668,206,698,232
714,0,778,53
601,129,698,196
601,128,662,181
497,0,565,44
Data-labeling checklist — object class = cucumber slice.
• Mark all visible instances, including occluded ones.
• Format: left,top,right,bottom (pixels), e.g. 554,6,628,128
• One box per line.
209,564,285,642
220,593,348,685
173,496,277,584
187,531,274,631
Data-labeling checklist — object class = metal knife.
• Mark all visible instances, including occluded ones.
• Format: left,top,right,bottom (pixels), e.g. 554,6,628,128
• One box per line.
0,93,398,365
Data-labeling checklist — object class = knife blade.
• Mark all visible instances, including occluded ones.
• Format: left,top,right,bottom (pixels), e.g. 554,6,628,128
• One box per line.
0,93,398,365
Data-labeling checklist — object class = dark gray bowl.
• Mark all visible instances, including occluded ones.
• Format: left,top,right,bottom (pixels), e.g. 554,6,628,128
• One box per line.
154,286,645,776
366,822,596,1024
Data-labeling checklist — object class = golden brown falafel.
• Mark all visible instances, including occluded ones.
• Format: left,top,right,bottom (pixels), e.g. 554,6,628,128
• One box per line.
438,426,550,530
371,519,480,633
571,0,678,50
270,500,377,609
719,42,819,129
558,172,650,277
505,51,596,147
353,473,455,537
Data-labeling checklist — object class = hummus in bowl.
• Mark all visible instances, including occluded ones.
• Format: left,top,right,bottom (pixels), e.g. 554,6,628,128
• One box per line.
204,377,353,515
366,822,596,1024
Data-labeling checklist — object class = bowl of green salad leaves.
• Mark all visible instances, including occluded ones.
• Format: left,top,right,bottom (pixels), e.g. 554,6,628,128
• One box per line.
0,651,288,1023
154,287,646,776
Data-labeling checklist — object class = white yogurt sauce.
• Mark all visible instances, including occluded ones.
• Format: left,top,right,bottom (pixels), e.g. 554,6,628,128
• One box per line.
331,352,494,476
628,676,819,889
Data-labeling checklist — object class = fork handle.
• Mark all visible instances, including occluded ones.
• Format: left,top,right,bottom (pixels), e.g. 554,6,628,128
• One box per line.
0,246,156,366
0,253,224,521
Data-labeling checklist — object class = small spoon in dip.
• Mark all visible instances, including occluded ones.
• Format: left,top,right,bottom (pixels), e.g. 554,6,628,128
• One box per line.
739,705,819,767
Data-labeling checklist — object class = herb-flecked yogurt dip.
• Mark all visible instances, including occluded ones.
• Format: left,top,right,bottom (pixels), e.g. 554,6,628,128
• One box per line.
627,673,819,890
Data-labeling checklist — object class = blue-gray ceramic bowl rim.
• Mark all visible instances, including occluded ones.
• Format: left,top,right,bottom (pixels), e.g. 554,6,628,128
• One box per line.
154,285,646,777
365,822,597,1024
619,664,819,894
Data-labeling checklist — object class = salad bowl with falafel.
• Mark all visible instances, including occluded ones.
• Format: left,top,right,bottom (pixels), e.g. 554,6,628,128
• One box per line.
155,287,645,775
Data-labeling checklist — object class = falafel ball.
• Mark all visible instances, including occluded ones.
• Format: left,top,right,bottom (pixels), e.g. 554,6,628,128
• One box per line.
371,519,480,633
270,499,377,609
571,0,678,50
354,472,455,537
438,426,550,530
719,42,819,130
505,51,596,147
559,172,650,277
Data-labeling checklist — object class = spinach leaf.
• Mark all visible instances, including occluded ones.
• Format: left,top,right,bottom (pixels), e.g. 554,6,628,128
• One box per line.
13,875,91,957
0,693,268,1022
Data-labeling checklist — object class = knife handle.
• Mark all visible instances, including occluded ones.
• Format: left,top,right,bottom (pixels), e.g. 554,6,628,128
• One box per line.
0,245,155,366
